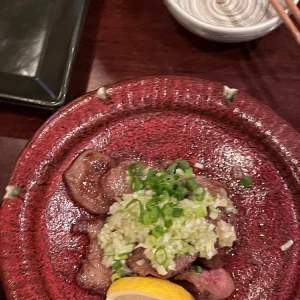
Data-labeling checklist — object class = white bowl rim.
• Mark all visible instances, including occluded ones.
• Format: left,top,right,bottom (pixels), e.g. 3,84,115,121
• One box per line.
165,0,299,34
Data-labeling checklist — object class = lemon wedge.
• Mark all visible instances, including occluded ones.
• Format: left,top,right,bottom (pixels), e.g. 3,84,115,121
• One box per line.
106,277,195,300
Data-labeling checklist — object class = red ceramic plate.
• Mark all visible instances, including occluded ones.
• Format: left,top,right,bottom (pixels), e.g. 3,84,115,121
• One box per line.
0,76,299,300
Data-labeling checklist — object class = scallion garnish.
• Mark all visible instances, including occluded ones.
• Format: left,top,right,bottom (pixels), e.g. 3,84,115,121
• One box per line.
175,159,190,170
112,260,122,271
164,219,173,228
195,266,203,273
125,199,145,223
159,192,170,202
117,253,128,260
242,175,252,188
146,198,159,210
166,163,177,174
154,246,168,265
128,162,144,176
111,273,121,282
174,184,188,200
162,203,173,217
172,208,183,218
186,178,198,191
145,169,156,183
130,178,144,191
184,168,194,179
142,207,160,225
151,226,165,238
125,198,140,209
194,190,206,201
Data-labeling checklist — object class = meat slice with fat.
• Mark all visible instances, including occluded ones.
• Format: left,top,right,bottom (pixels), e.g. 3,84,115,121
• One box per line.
64,150,117,214
101,161,131,198
126,248,197,279
196,247,233,269
174,268,235,300
74,218,113,295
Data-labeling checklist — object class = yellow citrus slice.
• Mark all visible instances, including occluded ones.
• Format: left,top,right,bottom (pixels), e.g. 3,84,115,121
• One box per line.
106,277,195,300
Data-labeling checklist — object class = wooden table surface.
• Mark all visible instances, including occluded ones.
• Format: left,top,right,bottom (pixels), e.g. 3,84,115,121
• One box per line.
1,0,300,298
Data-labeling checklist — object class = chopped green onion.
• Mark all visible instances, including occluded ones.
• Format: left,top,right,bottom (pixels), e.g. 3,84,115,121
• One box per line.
125,198,140,209
128,162,144,177
150,207,160,221
195,266,203,273
184,168,194,179
164,219,173,228
146,198,159,210
161,180,175,193
142,212,153,225
242,175,252,188
117,253,128,260
174,184,188,200
166,163,177,174
142,207,160,225
125,199,145,223
159,192,170,202
154,246,168,265
162,203,173,217
172,208,184,218
194,190,206,201
145,169,156,183
175,159,190,170
151,226,165,238
130,178,144,191
186,178,199,191
164,174,176,182
144,170,164,194
112,260,122,271
158,209,164,220
111,273,122,282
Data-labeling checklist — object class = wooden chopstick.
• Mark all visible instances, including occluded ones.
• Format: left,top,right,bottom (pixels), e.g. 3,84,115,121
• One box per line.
284,0,300,24
269,0,300,45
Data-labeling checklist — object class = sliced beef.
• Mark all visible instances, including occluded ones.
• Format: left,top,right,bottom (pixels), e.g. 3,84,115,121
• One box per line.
75,218,112,295
64,152,160,214
126,248,197,279
174,268,235,300
196,247,232,269
102,161,131,198
72,217,104,239
102,160,162,199
64,150,117,214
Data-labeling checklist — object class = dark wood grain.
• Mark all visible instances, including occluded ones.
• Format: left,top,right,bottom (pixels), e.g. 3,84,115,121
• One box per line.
1,0,300,298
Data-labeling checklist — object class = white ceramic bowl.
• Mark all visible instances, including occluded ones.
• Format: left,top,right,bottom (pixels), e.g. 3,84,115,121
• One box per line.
164,0,299,43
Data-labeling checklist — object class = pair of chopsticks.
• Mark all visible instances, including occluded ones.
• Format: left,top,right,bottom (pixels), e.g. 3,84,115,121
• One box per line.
269,0,300,45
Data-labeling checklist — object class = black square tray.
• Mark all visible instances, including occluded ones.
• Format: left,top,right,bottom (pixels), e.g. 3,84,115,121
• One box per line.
0,0,88,108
